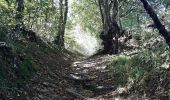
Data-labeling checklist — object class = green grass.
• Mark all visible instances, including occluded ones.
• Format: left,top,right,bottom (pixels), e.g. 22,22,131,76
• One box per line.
110,55,130,85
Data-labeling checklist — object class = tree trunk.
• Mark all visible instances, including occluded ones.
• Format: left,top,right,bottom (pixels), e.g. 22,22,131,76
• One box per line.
15,0,24,30
55,0,68,47
61,0,68,46
140,0,170,47
98,0,120,54
55,0,63,46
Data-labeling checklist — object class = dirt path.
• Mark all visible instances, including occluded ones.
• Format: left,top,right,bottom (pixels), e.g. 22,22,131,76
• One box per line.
64,55,118,99
21,52,170,100
23,54,119,100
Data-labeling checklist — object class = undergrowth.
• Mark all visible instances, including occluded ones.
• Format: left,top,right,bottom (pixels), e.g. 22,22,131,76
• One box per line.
0,56,38,98
0,28,75,99
110,42,170,86
0,30,40,99
17,56,39,80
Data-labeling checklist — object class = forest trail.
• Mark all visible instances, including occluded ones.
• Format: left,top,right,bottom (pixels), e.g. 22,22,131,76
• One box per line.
21,49,169,100
23,54,121,100
64,55,115,99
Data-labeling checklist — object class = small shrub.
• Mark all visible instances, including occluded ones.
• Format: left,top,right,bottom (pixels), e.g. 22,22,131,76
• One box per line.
110,55,130,85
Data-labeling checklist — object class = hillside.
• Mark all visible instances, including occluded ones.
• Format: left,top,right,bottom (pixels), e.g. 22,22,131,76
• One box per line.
0,34,76,99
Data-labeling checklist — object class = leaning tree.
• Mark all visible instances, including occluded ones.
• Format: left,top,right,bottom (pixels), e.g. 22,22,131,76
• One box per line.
140,0,170,47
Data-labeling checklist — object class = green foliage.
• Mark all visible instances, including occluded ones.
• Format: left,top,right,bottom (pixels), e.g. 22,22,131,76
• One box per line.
110,41,170,85
110,55,130,85
72,0,102,35
130,49,155,79
23,0,59,41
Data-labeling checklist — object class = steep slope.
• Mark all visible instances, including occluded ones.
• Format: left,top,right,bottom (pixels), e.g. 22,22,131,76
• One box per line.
0,33,76,100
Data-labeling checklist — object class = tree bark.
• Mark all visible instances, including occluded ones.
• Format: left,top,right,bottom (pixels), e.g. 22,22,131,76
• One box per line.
15,0,24,30
140,0,170,47
61,0,68,46
98,0,120,54
55,0,68,47
55,0,63,46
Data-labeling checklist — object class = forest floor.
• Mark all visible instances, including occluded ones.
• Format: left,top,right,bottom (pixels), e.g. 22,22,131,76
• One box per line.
23,50,169,100
23,54,121,100
23,52,116,100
